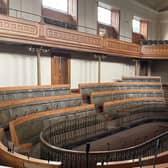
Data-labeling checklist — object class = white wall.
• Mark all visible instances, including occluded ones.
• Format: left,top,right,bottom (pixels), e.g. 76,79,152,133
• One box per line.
77,0,97,34
71,58,98,88
151,61,168,84
71,58,135,88
157,11,168,40
101,61,135,82
99,0,158,41
0,50,51,87
9,0,41,22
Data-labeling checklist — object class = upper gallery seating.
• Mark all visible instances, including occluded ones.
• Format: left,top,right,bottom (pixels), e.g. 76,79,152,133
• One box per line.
0,85,70,102
140,39,168,45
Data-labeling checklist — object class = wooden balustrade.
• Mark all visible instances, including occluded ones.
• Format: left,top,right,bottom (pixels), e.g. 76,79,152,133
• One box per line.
0,15,141,58
1,15,168,59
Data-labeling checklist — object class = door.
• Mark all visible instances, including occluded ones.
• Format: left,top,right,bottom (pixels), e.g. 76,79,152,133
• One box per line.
51,55,70,85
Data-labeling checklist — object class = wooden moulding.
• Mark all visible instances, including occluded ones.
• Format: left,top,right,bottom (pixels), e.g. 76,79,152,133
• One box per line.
79,82,161,88
0,84,70,92
9,104,95,146
91,89,162,97
0,93,82,108
122,76,161,79
0,15,141,58
103,97,165,106
0,141,61,168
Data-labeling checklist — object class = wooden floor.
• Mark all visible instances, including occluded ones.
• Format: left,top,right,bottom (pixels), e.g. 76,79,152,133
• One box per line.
73,122,168,151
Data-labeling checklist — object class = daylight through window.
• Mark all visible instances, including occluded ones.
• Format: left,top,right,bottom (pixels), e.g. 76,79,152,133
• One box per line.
42,0,68,13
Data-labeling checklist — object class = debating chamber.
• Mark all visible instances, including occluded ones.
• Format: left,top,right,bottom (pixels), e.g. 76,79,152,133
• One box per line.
0,0,168,167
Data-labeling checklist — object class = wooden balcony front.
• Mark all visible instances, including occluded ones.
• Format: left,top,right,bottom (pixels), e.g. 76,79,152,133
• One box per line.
141,45,168,59
0,15,140,58
0,15,168,59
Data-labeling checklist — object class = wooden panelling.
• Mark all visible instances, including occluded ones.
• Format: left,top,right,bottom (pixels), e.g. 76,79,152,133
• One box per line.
0,141,61,168
141,45,168,59
0,15,140,58
1,15,168,59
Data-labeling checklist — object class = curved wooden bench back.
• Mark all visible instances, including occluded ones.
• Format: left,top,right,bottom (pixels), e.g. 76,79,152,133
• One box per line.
9,104,96,146
0,141,61,168
91,89,163,106
97,151,168,168
0,84,70,102
122,76,161,82
103,97,166,114
79,82,161,97
0,94,82,127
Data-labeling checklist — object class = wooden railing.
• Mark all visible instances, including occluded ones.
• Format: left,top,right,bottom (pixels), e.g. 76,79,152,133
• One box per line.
40,122,168,168
1,15,168,59
0,15,140,58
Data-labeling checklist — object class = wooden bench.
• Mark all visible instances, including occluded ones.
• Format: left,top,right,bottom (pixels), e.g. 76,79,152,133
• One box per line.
122,76,161,82
9,104,96,146
0,94,82,127
103,97,166,115
79,82,162,103
91,89,163,110
0,84,70,102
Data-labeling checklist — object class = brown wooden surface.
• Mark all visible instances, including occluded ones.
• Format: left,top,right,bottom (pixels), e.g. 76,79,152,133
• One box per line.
0,94,81,108
0,15,140,58
122,76,160,79
79,82,161,88
0,84,70,91
97,151,168,168
141,45,168,59
9,104,95,146
0,141,61,168
91,89,162,97
104,97,165,106
51,55,70,85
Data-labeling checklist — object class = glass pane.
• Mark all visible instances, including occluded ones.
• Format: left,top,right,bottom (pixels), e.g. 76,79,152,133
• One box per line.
132,19,140,33
42,0,68,13
98,7,111,25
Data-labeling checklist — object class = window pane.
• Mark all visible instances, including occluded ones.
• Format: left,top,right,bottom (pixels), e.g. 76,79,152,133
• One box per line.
132,19,140,33
42,0,68,13
98,7,111,25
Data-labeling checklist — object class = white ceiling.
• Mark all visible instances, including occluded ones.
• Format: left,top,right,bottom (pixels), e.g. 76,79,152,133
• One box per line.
135,0,168,12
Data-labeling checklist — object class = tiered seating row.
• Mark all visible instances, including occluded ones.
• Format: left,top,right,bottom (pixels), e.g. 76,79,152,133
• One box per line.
122,76,161,82
0,94,82,127
79,82,161,96
9,104,96,146
91,89,163,107
0,84,70,102
103,97,166,115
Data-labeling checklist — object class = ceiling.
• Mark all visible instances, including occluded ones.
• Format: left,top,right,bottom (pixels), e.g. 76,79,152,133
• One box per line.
135,0,168,12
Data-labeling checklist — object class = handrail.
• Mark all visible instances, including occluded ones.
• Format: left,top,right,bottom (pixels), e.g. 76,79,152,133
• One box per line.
0,7,133,41
40,128,168,155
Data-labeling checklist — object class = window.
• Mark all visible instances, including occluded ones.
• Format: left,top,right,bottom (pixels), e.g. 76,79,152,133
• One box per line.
98,7,112,26
42,0,68,13
132,18,148,43
132,19,140,33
